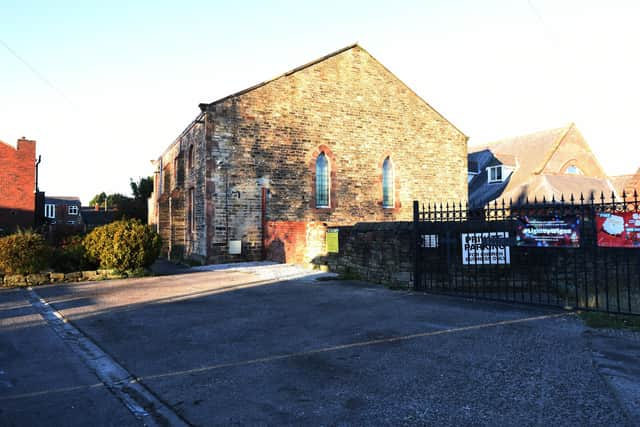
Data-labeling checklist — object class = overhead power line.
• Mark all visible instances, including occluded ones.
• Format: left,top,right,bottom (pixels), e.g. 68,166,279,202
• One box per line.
0,37,74,107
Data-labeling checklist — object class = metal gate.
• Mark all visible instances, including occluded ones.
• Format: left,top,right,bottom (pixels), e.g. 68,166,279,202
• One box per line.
413,194,640,315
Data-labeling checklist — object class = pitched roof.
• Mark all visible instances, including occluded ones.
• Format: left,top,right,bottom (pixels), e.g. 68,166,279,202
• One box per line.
610,169,640,197
469,124,573,189
45,196,81,205
0,139,16,150
466,123,620,207
609,175,633,196
503,175,616,204
80,209,120,226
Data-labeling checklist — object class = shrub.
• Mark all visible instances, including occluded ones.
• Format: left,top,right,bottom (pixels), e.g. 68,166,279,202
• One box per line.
0,230,52,275
83,220,161,271
52,235,95,273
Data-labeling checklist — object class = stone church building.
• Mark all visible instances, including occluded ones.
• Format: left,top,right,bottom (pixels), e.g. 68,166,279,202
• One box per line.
149,44,468,265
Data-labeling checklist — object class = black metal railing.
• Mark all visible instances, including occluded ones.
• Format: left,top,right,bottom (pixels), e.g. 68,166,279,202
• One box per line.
413,191,640,315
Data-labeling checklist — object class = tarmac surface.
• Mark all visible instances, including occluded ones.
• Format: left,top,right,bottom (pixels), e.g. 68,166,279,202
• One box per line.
1,262,638,426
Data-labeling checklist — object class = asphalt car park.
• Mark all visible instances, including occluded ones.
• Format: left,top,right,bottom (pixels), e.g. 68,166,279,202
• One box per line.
1,263,637,426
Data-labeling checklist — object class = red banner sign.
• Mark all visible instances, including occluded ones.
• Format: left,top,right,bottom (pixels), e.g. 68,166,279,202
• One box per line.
596,212,640,248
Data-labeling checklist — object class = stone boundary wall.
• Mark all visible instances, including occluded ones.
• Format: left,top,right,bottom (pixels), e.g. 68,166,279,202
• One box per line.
1,269,130,287
324,221,414,287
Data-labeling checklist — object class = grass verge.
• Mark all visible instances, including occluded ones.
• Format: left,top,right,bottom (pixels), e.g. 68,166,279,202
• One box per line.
578,311,640,332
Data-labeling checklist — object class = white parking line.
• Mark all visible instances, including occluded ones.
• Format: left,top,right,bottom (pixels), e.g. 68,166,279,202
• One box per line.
140,312,572,381
8,288,571,410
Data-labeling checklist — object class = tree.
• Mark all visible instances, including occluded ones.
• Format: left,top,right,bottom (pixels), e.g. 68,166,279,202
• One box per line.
88,176,153,222
89,192,107,207
130,176,153,201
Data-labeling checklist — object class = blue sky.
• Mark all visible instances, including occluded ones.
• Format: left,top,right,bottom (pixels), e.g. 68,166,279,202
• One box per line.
1,0,639,203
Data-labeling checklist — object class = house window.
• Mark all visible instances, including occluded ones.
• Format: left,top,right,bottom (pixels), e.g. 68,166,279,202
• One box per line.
68,205,79,215
44,204,55,219
316,152,329,208
382,156,394,208
488,166,504,183
565,165,583,175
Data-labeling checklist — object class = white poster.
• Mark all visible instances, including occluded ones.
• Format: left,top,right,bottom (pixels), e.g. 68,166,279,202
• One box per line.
461,232,510,265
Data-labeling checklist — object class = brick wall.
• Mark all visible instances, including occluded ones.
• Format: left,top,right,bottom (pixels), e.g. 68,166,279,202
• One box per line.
0,138,36,231
153,45,467,265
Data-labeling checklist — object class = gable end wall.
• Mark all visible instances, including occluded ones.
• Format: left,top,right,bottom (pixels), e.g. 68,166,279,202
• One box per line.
0,139,36,230
158,46,467,264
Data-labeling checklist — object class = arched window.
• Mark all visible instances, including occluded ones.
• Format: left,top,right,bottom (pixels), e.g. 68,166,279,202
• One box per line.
316,152,329,207
382,156,394,208
188,145,194,171
565,165,583,175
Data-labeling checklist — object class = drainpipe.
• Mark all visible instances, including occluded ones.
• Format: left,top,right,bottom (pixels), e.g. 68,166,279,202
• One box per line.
225,164,229,251
34,155,42,228
261,187,267,260
168,196,173,260
35,155,41,192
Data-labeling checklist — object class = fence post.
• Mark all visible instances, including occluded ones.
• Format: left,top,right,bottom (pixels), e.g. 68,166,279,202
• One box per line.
413,200,421,290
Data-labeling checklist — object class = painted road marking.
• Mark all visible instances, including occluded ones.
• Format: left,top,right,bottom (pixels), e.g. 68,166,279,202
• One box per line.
5,291,570,407
140,312,571,381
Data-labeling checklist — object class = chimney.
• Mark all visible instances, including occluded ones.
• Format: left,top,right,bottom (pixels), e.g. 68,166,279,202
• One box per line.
94,203,100,211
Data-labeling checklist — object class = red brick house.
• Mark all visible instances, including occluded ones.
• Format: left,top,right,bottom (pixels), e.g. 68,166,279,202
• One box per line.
44,197,83,226
150,44,468,264
42,196,84,242
0,137,37,233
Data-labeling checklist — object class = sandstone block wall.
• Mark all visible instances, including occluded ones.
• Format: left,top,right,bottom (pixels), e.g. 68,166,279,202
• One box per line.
152,45,467,265
324,222,414,287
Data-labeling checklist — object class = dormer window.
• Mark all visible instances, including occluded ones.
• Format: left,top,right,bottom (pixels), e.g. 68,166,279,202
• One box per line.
487,166,504,183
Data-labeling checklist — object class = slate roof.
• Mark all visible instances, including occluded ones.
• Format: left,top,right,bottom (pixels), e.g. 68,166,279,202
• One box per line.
80,209,120,227
468,124,616,207
609,175,633,196
503,175,616,204
45,196,81,206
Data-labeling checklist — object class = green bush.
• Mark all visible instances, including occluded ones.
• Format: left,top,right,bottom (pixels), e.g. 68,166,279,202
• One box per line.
83,220,161,271
52,235,95,273
0,230,52,275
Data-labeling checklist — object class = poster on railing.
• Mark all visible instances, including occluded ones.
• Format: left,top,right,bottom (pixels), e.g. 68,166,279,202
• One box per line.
596,212,640,248
461,232,510,265
515,216,581,247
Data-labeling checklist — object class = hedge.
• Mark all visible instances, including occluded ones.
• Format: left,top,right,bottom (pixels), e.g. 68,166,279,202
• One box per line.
0,230,51,275
83,219,161,271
